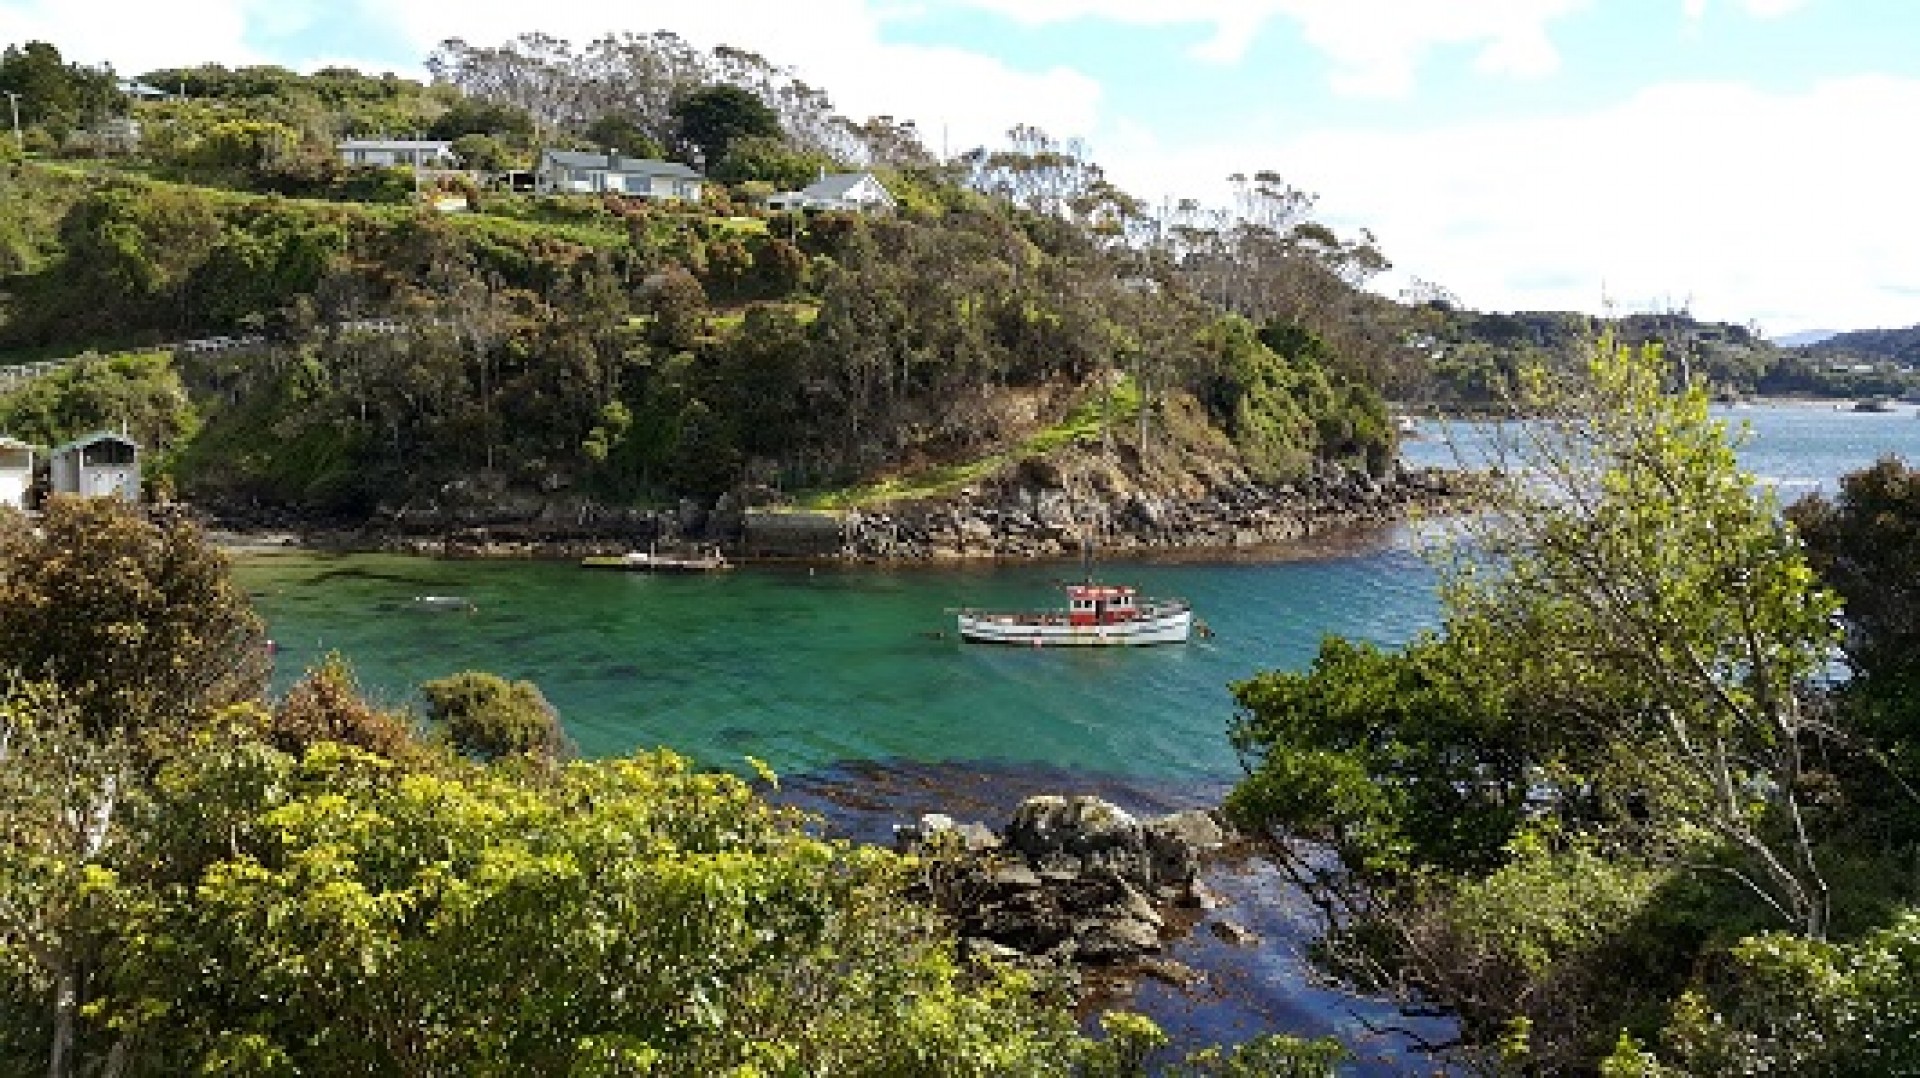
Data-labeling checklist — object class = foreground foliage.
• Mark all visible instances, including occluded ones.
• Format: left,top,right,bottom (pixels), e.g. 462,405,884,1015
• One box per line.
3,499,1353,1075
1226,339,1920,1071
0,497,268,744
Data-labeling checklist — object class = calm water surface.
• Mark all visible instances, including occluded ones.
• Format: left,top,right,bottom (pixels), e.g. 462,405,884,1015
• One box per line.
231,402,1920,1070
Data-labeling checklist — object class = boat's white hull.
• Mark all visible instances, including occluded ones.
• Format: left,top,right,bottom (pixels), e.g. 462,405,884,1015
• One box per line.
956,608,1192,647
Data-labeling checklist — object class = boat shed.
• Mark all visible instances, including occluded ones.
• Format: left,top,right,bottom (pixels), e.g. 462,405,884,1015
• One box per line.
0,436,33,509
48,431,141,502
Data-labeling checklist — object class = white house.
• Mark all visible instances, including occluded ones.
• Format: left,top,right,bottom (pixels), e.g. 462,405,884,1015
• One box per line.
767,171,896,213
48,432,140,502
536,150,705,201
338,139,458,169
0,436,33,510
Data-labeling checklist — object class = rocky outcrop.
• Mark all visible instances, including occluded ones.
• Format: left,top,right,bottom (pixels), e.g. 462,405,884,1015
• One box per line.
838,459,1467,561
204,455,1475,561
898,795,1235,975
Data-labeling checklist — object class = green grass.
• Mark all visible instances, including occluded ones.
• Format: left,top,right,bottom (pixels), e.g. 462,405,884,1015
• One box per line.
794,377,1141,510
448,211,628,251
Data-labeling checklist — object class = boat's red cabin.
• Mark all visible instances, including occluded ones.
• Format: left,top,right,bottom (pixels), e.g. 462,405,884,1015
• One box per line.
1067,584,1139,626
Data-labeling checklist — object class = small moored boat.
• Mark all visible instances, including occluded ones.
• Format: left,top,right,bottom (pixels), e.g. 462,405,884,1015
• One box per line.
581,547,732,573
957,583,1193,647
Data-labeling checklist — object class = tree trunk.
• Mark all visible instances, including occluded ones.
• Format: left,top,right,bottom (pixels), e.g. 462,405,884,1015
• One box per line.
48,963,74,1078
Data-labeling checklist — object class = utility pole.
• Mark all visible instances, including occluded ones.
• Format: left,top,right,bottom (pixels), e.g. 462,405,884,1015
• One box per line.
3,91,21,151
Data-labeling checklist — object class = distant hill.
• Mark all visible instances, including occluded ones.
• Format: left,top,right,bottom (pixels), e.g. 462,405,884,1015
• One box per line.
1773,329,1839,348
1807,325,1920,365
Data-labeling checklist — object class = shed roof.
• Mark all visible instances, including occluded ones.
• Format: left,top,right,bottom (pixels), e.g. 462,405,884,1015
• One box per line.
51,431,140,455
541,150,703,180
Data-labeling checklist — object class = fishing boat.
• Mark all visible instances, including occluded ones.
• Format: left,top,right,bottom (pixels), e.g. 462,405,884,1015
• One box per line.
956,582,1193,647
580,547,732,573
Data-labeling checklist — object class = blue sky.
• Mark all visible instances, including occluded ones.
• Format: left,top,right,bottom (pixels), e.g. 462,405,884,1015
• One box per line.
4,0,1916,334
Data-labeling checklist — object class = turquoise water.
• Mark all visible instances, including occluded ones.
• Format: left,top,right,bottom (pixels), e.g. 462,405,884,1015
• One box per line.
240,532,1438,781
238,402,1920,783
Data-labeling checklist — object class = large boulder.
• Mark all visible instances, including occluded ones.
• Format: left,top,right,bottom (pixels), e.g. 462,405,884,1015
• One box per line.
1008,795,1147,878
910,796,1229,973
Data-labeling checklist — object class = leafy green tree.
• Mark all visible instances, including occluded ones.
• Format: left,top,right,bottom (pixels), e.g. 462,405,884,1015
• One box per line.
0,41,121,136
422,671,570,762
645,265,708,351
1226,337,1851,1068
182,118,301,175
583,113,665,159
427,96,535,141
0,350,198,455
0,681,133,1078
1438,339,1842,938
702,236,751,296
1789,457,1920,686
449,132,511,172
1656,913,1920,1075
0,497,268,744
1228,635,1529,883
1787,457,1920,846
711,133,833,188
671,84,780,169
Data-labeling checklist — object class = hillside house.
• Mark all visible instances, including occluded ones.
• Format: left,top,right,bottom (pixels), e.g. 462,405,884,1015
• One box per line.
48,432,140,502
767,171,896,213
338,139,458,168
536,150,705,200
0,436,32,510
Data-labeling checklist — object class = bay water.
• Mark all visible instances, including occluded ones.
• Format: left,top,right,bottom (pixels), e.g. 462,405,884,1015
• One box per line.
230,401,1920,1069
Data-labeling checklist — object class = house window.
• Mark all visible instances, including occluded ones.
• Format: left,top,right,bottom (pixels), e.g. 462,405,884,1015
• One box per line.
82,441,136,467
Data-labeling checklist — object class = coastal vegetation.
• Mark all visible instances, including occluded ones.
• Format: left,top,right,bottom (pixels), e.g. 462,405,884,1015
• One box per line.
3,495,1379,1075
1226,340,1920,1071
0,35,1414,529
6,26,1920,1077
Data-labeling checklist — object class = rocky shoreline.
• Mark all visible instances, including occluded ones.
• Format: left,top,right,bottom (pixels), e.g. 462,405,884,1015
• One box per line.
897,795,1262,999
205,458,1477,562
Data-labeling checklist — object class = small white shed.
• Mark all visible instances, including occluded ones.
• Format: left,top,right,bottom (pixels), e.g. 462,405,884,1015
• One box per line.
0,436,33,510
49,432,141,502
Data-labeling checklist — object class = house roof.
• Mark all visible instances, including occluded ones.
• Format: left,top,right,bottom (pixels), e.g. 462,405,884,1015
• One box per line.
0,435,34,453
770,172,895,207
541,150,704,180
338,139,454,152
51,431,139,455
801,172,884,201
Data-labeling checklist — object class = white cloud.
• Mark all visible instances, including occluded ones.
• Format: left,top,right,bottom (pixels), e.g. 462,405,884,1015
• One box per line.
0,0,261,73
1092,75,1920,335
6,0,1899,335
943,0,1590,95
